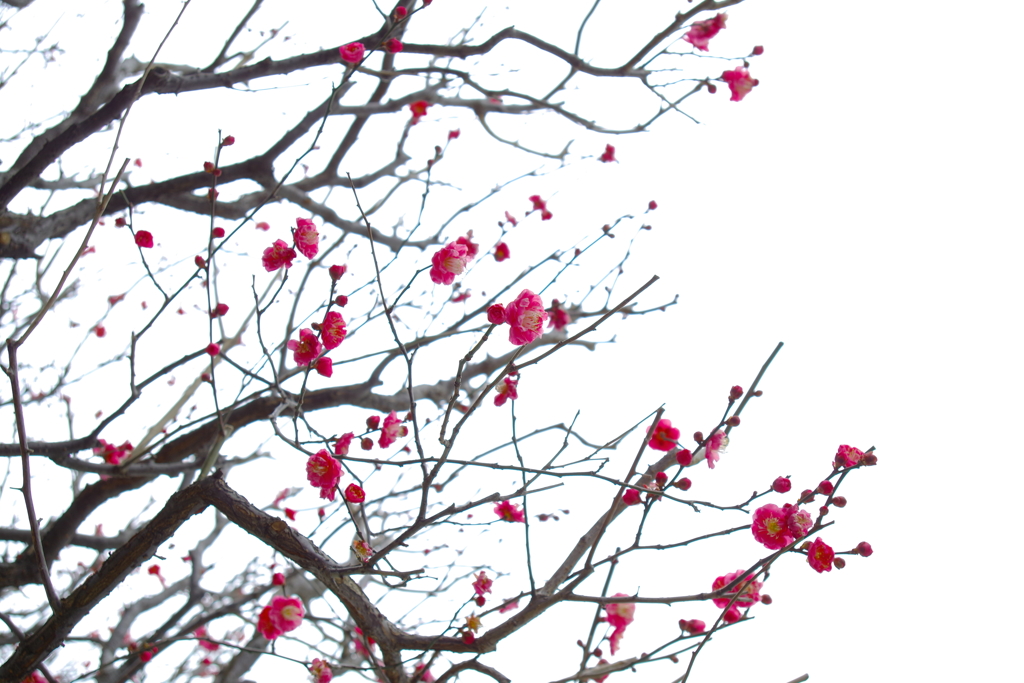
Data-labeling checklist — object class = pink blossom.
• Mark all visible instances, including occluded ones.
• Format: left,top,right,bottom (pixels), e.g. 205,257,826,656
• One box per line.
528,195,547,211
498,599,519,613
310,658,333,683
352,539,374,562
807,537,835,573
334,432,355,456
621,488,641,506
599,144,616,162
314,356,333,377
256,221,271,231
456,232,479,259
409,100,431,124
786,505,813,539
503,290,548,345
547,300,571,330
345,483,366,504
288,328,322,367
294,218,319,259
683,13,727,51
321,311,347,350
648,419,679,452
604,594,635,655
494,242,510,262
494,500,525,522
472,571,493,597
306,449,342,500
721,67,759,102
751,504,792,550
413,663,435,682
94,439,133,465
494,376,518,406
835,444,865,468
195,626,219,651
448,129,461,140
704,431,728,469
257,595,305,640
263,239,297,272
134,230,154,248
504,211,518,227
339,42,365,64
711,570,762,609
429,241,472,285
378,411,408,448
816,480,834,496
487,303,506,324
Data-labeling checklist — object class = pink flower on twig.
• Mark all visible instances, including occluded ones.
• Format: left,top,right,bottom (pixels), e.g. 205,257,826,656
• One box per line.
807,537,835,573
294,218,319,259
683,13,727,51
288,328,322,367
339,42,365,64
429,241,472,285
378,411,407,448
321,311,347,350
257,595,305,640
494,376,518,406
494,500,525,522
504,290,548,346
648,419,679,452
306,449,342,501
262,240,297,272
721,67,759,102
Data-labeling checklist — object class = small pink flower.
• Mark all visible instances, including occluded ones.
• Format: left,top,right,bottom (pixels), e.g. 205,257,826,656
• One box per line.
487,303,506,324
721,67,759,102
494,376,518,406
547,300,571,330
94,439,133,465
457,232,479,258
429,241,472,285
134,230,154,248
409,100,431,124
704,431,728,469
835,444,865,468
321,311,347,350
285,507,297,520
352,539,374,563
683,13,727,51
334,432,355,456
751,504,792,550
384,38,403,53
498,599,519,613
262,239,297,272
494,500,525,522
310,658,333,683
786,505,813,539
648,419,679,452
345,483,366,504
711,570,762,609
339,42,365,64
294,218,319,259
256,221,271,231
378,411,407,448
504,211,518,227
504,290,548,345
528,195,546,211
472,571,493,597
604,594,635,655
314,356,333,377
257,595,304,640
494,242,510,262
680,619,706,634
772,476,792,493
288,328,322,367
807,537,835,573
599,144,616,163
306,449,342,501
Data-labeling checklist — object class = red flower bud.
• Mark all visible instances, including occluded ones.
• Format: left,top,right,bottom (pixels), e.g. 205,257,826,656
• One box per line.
752,45,764,56
833,556,846,569
622,488,642,506
675,448,693,466
648,200,658,210
195,255,206,268
816,480,834,496
855,541,873,557
345,483,366,504
394,6,407,19
272,572,286,585
360,437,373,451
212,227,225,238
771,476,791,493
329,264,346,280
206,343,221,356
693,431,704,443
655,471,668,487
487,303,506,325
726,416,741,427
366,415,381,430
221,135,235,146
335,295,349,307
729,385,743,401
674,477,692,491
832,496,847,508
760,594,772,604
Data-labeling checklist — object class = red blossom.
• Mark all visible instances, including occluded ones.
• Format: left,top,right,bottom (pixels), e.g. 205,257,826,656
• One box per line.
451,290,472,303
648,200,658,210
212,227,225,238
345,483,366,504
494,242,510,262
648,419,680,452
262,239,297,272
835,444,865,468
329,264,346,280
93,439,134,465
256,221,270,231
751,504,792,550
721,67,759,102
284,508,296,520
675,448,693,466
604,594,635,655
494,500,525,522
503,290,548,345
816,480,834,496
294,218,319,259
712,569,762,609
680,619,706,634
456,232,479,259
335,295,348,306
210,303,229,318
448,129,460,140
272,572,286,585
528,195,546,211
334,432,355,456
394,6,407,19
385,38,404,53
487,303,506,324
494,376,518,406
360,437,373,451
503,210,518,227
366,415,381,430
339,42,365,64
807,537,835,573
547,299,571,330
621,488,641,506
288,328,322,367
321,311,347,349
683,12,727,51
93,324,106,338
378,411,408,448
772,476,792,493
752,45,764,56
134,230,154,248
306,449,342,501
409,100,431,124
599,144,616,162
221,135,235,146
310,658,333,683
472,571,493,597
257,595,305,640
704,431,728,469
314,356,333,377
194,255,206,268
429,241,472,285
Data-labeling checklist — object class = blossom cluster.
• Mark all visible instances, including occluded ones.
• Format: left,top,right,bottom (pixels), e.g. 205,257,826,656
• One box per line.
751,503,813,549
263,217,320,272
711,569,763,623
488,290,550,346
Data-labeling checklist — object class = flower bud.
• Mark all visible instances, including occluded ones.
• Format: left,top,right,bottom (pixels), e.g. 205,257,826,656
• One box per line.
212,227,225,238
655,471,668,487
726,416,740,427
329,265,346,280
366,415,381,430
753,390,763,397
760,594,772,604
487,303,506,325
205,343,220,356
195,255,206,268
221,135,235,146
771,476,791,493
855,541,873,557
861,453,878,466
800,489,814,502
832,496,847,508
816,480,834,496
648,200,658,211
752,45,764,56
833,557,846,569
674,477,692,491
729,385,743,401
360,437,373,450
819,505,829,516
335,295,349,307
622,488,642,506
693,431,704,444
272,572,286,586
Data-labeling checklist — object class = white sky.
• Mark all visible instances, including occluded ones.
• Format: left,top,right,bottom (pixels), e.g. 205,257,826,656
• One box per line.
1,1,1022,682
